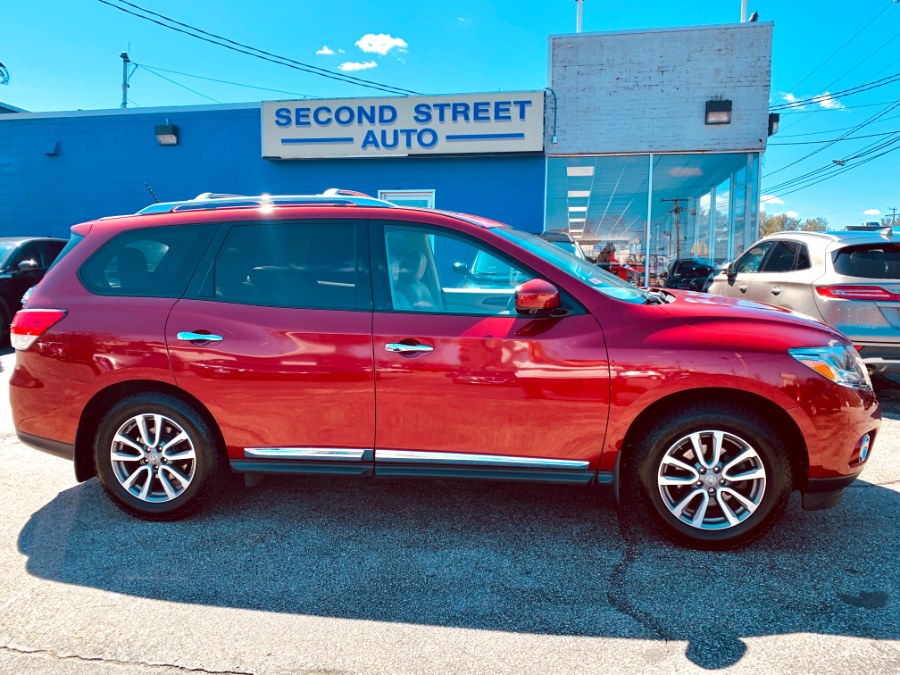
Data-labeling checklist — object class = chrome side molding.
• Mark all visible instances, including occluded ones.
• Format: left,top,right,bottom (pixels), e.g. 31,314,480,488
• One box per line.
244,447,371,461
375,449,589,470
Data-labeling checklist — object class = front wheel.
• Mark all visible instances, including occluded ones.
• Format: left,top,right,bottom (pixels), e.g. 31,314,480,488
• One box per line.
94,393,224,520
624,403,793,549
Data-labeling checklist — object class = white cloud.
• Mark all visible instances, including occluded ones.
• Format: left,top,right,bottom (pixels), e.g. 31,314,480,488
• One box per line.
339,61,377,72
814,92,844,110
785,210,800,218
356,33,408,56
761,194,784,205
338,49,345,54
457,17,470,23
864,208,882,216
316,45,334,55
782,93,806,110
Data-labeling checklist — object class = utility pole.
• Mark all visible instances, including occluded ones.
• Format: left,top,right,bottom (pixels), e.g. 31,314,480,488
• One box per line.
575,0,584,33
740,0,748,22
120,51,130,109
888,206,898,226
661,198,687,259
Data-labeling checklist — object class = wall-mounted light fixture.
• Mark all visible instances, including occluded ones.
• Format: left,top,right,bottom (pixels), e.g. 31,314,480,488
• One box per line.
154,121,179,146
705,100,732,125
768,112,780,136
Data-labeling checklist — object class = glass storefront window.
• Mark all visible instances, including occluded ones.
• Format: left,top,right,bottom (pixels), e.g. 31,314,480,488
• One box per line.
545,153,761,285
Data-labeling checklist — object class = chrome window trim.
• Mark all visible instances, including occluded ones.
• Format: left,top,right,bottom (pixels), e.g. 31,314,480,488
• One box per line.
244,447,371,461
375,449,589,470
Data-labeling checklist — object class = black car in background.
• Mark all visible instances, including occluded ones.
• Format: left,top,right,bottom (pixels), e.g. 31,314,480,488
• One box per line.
662,258,717,292
0,237,67,335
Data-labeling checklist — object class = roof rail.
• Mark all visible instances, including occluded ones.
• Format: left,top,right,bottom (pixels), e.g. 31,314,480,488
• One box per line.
135,189,394,215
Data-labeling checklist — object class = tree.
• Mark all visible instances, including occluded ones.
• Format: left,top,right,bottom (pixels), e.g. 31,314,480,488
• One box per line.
801,217,828,232
881,215,898,227
760,213,801,236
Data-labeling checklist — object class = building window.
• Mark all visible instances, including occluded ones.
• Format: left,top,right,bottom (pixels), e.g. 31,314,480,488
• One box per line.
378,189,436,209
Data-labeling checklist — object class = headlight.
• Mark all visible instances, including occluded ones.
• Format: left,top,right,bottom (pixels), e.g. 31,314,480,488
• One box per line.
789,343,872,390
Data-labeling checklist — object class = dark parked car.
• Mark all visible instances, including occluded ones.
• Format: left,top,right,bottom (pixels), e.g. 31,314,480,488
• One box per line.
663,258,718,292
0,237,67,334
10,192,880,549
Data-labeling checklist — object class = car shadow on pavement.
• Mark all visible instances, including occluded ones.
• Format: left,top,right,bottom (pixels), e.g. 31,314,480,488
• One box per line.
18,470,899,670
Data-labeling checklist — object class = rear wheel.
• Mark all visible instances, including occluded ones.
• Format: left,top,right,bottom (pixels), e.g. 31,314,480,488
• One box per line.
624,403,792,549
94,393,224,520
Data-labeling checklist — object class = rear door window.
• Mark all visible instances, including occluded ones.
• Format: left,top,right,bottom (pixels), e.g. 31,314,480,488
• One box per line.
760,241,807,273
79,225,216,297
833,243,900,279
212,220,369,310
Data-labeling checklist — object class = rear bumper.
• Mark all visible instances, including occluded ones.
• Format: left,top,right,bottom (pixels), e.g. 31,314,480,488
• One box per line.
801,474,860,511
856,344,900,373
16,430,75,461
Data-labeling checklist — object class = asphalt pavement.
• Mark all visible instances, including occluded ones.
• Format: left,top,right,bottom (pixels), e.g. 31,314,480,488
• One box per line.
0,348,897,674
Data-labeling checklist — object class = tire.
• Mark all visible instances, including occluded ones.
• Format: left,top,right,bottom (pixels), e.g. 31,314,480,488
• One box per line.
0,298,11,347
94,392,224,520
623,402,792,549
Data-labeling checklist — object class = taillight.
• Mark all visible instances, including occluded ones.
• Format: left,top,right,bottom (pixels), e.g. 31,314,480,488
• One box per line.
815,285,898,301
10,309,67,350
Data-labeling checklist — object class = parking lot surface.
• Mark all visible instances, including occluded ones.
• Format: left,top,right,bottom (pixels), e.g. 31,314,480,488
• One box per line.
0,349,897,674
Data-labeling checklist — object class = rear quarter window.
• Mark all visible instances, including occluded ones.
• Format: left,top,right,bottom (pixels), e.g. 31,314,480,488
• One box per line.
832,243,900,279
79,225,216,297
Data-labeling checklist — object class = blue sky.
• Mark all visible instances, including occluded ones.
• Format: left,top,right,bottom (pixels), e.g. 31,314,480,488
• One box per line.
3,0,899,228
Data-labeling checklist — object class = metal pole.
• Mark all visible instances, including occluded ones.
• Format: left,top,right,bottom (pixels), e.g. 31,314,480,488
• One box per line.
120,51,130,109
740,0,748,22
644,154,653,287
576,0,584,33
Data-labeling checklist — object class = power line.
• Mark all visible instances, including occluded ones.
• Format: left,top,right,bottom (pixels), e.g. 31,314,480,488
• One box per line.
776,111,900,137
815,31,900,94
772,1,896,105
95,0,420,97
768,129,900,145
769,71,900,111
136,63,318,99
136,65,222,104
773,142,900,199
779,100,899,114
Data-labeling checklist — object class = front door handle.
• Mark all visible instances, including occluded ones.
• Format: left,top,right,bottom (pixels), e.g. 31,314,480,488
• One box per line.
739,283,748,293
771,286,782,295
177,331,224,343
385,343,434,354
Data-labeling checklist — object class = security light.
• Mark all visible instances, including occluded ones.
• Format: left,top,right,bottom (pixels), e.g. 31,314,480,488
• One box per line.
155,124,179,146
705,100,732,125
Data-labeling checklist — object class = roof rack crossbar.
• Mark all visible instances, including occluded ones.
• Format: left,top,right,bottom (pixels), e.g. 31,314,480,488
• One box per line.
136,190,394,215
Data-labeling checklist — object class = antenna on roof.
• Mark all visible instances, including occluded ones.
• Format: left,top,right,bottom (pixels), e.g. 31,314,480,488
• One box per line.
144,182,160,203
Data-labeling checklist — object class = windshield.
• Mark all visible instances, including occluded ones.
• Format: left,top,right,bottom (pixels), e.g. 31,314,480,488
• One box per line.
0,243,19,269
495,228,648,303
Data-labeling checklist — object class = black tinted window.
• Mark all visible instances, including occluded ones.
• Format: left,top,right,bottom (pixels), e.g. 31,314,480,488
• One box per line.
80,225,215,297
833,243,900,279
735,242,773,273
214,221,366,310
762,241,799,273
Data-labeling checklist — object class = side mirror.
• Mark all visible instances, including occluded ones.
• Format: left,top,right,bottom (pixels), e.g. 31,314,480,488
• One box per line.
726,263,736,278
17,259,39,272
515,279,560,316
452,261,468,275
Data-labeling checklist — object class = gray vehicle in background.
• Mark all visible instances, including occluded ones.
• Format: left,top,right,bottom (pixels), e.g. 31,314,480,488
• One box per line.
707,228,900,373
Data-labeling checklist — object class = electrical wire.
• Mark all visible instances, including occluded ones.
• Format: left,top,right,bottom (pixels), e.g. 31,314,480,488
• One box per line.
136,63,317,99
768,129,900,145
778,100,899,114
814,32,900,94
772,1,896,105
96,0,420,97
773,141,900,198
136,65,222,104
769,71,900,111
776,111,900,137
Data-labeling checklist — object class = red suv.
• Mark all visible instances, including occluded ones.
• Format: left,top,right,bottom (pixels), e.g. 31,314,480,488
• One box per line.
10,192,881,548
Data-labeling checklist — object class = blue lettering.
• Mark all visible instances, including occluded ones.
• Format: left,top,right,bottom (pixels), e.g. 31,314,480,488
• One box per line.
313,106,332,126
417,128,438,148
494,101,511,121
381,129,399,149
413,103,432,124
399,129,416,148
452,102,470,122
379,105,397,125
432,102,451,122
358,105,376,125
513,100,532,120
275,107,292,127
294,107,311,126
361,130,379,149
473,101,490,122
334,106,354,126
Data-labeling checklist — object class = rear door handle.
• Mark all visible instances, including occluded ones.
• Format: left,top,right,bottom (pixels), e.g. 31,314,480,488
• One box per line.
177,331,224,342
771,286,782,295
385,343,434,354
739,284,748,293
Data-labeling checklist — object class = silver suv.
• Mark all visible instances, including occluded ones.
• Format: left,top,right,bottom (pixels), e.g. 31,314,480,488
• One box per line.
707,229,900,373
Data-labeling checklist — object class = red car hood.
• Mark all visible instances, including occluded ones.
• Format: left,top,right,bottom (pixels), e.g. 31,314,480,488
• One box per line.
658,289,846,345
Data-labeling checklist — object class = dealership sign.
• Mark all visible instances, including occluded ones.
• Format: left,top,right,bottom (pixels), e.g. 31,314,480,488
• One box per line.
261,92,544,159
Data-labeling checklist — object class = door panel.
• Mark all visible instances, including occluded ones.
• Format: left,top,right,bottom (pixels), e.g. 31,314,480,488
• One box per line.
373,312,610,462
167,300,374,458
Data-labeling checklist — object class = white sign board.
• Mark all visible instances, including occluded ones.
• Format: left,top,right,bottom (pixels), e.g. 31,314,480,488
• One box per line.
261,92,544,159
